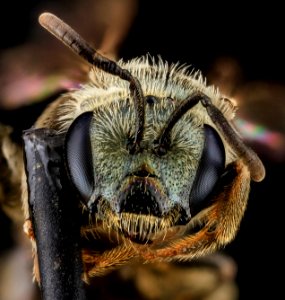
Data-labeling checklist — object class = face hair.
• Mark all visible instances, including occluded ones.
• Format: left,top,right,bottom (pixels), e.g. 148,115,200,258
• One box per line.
154,94,201,154
39,12,265,182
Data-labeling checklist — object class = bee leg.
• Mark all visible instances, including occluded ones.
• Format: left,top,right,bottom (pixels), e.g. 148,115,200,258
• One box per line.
82,243,139,281
23,218,41,283
141,160,251,262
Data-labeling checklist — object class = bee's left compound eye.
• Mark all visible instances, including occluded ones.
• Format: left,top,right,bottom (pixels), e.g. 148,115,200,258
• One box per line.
189,125,225,216
64,112,94,202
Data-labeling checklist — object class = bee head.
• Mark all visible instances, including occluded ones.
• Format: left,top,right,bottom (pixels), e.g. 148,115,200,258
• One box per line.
64,76,226,243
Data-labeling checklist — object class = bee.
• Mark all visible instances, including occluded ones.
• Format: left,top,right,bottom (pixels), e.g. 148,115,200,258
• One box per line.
21,12,265,286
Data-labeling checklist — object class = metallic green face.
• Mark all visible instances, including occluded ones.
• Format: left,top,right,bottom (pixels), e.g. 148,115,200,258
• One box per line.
90,97,204,216
65,95,226,243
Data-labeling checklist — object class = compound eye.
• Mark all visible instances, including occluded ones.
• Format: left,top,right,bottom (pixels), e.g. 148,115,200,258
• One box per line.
190,125,225,216
64,112,94,202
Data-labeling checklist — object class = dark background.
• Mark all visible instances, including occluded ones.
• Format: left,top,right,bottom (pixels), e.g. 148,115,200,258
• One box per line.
1,1,284,299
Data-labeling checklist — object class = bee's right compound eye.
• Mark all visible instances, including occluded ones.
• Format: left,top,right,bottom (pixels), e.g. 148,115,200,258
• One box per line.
189,125,226,216
64,112,94,203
